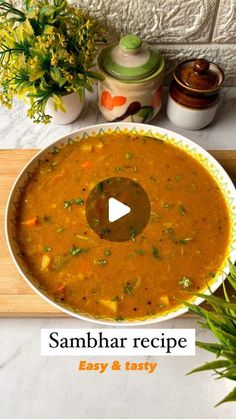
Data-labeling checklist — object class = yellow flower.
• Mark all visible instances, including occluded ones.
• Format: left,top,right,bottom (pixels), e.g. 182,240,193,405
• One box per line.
14,19,34,45
0,0,107,124
42,25,55,36
16,53,27,69
51,52,58,66
16,84,37,101
28,56,45,81
1,29,15,48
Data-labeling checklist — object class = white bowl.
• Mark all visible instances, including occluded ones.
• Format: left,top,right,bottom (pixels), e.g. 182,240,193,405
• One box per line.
5,123,236,326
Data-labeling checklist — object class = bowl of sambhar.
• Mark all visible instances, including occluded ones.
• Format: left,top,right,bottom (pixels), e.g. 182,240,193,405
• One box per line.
5,123,236,325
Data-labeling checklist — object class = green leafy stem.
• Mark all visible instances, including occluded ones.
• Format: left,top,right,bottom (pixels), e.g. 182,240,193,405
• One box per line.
185,260,236,407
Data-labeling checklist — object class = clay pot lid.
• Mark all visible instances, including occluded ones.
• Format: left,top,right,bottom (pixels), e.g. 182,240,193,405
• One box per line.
174,59,224,93
98,34,164,82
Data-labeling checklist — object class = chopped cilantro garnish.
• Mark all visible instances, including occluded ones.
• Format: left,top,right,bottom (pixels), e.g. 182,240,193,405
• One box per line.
43,246,52,253
70,246,89,256
178,276,192,289
152,245,161,259
179,205,186,216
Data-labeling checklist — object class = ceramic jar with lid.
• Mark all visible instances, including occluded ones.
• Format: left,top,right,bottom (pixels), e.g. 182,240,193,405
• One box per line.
97,34,165,123
167,58,224,130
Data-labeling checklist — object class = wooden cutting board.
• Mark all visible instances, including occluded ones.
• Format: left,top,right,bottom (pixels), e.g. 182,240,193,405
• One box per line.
0,149,236,318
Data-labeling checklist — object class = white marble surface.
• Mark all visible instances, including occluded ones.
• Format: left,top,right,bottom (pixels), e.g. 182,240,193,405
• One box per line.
0,318,236,419
0,88,236,419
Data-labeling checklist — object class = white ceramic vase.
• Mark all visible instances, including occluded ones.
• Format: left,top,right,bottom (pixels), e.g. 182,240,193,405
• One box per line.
45,91,84,125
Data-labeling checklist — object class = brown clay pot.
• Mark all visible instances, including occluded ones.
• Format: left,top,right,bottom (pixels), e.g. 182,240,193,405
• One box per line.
167,58,224,130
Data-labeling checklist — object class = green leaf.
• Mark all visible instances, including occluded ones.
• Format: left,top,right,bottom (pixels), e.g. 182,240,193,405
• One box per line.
64,200,73,208
179,205,186,216
185,301,230,328
104,250,112,257
69,246,89,256
25,0,31,11
87,70,104,81
54,0,67,12
130,226,136,242
151,245,161,259
196,341,224,356
193,309,236,336
229,260,236,281
136,106,154,123
124,282,135,296
207,318,236,348
228,261,236,289
50,67,67,88
74,197,85,206
186,359,230,375
194,292,236,310
215,386,236,407
0,2,26,21
39,5,56,19
185,261,236,407
221,350,236,363
222,281,230,302
184,301,206,318
217,369,236,380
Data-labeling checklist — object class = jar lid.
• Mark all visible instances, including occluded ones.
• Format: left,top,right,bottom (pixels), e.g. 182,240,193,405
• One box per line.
98,34,164,81
174,59,224,93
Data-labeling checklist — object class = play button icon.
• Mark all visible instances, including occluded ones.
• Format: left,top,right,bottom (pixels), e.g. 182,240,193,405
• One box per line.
108,198,131,222
86,177,151,242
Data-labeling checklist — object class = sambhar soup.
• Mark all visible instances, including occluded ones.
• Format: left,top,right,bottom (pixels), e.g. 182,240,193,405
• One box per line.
15,132,230,321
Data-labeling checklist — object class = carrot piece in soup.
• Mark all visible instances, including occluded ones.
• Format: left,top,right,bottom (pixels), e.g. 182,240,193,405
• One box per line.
53,285,66,300
81,160,92,169
22,217,39,227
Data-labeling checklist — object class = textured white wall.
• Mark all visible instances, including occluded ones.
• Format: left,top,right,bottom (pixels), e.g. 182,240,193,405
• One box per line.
77,0,218,43
14,0,236,85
